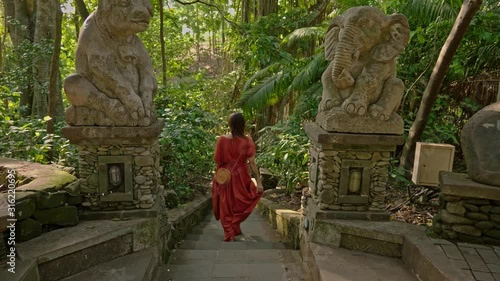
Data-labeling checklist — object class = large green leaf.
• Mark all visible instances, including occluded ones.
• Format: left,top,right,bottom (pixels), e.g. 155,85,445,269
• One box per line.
282,26,326,48
289,52,328,92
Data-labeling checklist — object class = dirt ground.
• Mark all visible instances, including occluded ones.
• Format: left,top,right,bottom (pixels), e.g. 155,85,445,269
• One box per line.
262,184,439,226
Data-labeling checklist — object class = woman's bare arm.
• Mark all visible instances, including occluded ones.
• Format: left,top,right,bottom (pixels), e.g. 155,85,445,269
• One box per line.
247,156,263,192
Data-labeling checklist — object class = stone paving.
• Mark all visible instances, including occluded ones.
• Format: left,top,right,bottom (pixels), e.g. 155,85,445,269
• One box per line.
155,211,309,281
434,239,500,281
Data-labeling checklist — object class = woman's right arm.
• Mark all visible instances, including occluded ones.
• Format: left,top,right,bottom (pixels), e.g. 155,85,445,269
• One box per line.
248,156,263,192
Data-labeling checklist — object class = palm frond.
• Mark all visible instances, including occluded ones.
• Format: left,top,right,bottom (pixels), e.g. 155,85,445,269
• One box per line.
406,0,459,25
289,52,328,92
242,63,278,93
237,71,292,112
282,27,326,48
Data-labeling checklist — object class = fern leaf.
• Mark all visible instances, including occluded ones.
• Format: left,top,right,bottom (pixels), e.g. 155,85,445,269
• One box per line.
282,27,325,48
289,52,328,92
242,63,278,93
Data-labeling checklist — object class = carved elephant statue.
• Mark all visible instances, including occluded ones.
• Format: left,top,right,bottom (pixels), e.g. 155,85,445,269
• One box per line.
319,6,410,121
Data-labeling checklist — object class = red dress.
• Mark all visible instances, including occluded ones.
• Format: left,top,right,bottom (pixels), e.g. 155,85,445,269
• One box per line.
212,135,262,241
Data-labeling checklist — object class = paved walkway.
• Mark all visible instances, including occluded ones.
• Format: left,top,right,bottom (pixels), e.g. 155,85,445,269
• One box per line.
155,210,308,281
434,239,500,281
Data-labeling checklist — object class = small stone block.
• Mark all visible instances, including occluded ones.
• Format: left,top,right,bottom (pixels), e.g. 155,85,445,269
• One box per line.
36,192,66,209
16,218,42,242
315,210,390,221
33,206,79,226
441,244,465,260
472,271,495,281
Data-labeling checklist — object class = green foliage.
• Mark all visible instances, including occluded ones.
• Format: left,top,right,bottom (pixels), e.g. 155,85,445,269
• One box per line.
255,118,309,195
155,79,226,203
0,94,78,168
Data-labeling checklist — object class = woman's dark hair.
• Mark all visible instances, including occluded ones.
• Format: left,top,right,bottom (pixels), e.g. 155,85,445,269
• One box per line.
229,112,245,138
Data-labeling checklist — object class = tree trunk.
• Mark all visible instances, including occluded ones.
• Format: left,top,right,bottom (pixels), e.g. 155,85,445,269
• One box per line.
242,0,250,23
3,0,35,115
47,0,62,160
32,0,63,118
74,0,89,22
400,0,483,170
159,0,167,85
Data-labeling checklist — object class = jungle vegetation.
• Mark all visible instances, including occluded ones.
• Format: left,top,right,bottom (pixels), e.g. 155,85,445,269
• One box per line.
0,0,498,203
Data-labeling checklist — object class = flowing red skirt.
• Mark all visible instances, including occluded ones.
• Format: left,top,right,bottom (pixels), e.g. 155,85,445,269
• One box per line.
212,167,262,241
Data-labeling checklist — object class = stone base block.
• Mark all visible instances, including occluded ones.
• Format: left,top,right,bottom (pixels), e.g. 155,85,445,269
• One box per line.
61,120,164,211
435,171,500,244
316,107,404,135
315,210,390,221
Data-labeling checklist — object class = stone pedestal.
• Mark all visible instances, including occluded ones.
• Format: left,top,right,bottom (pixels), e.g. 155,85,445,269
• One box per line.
433,171,500,245
304,122,403,219
61,119,164,211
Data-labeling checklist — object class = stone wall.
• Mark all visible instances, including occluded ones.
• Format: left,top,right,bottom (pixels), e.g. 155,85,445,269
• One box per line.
434,171,500,245
78,143,161,211
0,158,79,242
309,146,391,212
434,195,500,245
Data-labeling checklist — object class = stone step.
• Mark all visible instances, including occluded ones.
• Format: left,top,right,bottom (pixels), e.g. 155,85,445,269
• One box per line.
156,248,308,281
0,258,39,281
16,218,150,281
60,247,158,281
177,238,288,251
306,243,420,281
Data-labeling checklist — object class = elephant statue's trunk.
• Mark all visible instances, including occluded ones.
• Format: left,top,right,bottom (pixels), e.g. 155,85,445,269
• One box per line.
332,23,358,89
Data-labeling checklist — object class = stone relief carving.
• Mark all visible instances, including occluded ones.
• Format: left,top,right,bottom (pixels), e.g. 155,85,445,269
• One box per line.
319,6,410,121
64,0,157,127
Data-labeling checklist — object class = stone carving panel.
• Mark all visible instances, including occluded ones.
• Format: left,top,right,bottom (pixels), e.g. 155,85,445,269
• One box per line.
64,0,157,127
317,6,410,133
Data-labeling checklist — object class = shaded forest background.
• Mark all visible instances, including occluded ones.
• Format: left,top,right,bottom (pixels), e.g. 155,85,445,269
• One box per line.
0,0,498,208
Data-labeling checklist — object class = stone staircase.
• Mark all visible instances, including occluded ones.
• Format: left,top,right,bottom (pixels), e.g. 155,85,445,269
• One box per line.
0,194,212,281
155,212,310,281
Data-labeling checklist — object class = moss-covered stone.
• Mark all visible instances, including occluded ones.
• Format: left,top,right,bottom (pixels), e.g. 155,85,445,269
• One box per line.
36,192,67,209
17,218,43,242
33,206,79,226
66,195,83,205
16,198,36,220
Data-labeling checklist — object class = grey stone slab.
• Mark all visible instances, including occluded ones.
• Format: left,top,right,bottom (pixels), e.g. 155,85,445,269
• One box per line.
458,243,493,250
460,246,490,272
169,249,217,262
462,270,475,279
472,271,496,281
440,172,500,200
452,259,471,269
488,263,500,274
479,249,500,264
212,264,249,278
162,264,214,279
216,250,248,264
246,249,282,263
494,273,500,281
220,242,248,250
0,258,38,281
185,234,223,242
441,244,465,260
16,218,148,262
248,263,286,280
312,245,419,281
60,248,156,281
40,234,133,281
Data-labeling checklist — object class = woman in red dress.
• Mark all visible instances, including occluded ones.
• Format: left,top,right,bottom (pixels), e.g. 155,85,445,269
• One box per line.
212,112,264,241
